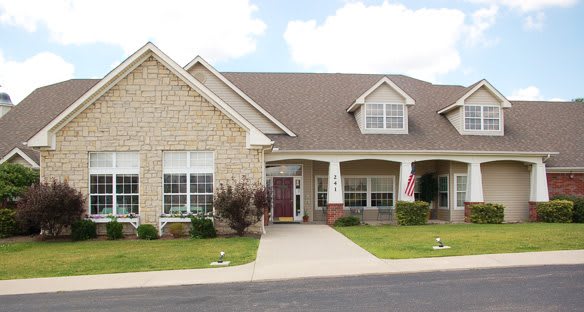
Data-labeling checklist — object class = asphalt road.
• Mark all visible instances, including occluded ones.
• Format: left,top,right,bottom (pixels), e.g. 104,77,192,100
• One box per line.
1,265,583,312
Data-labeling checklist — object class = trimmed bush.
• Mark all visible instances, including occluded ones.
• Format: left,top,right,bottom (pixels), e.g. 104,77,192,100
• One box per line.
395,201,430,226
215,177,267,236
71,219,97,241
552,195,584,223
333,216,360,227
16,179,85,237
168,223,185,238
470,203,505,224
190,216,216,239
0,208,16,238
137,224,158,240
536,200,573,223
106,219,124,240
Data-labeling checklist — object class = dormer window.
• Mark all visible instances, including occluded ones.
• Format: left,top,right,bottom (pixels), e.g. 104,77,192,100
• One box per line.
464,105,501,131
365,103,405,129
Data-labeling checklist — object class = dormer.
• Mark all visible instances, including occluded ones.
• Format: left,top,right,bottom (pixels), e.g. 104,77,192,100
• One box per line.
438,79,511,136
347,77,415,134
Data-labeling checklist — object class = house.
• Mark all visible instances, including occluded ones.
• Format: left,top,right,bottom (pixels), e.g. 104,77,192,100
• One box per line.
1,42,583,232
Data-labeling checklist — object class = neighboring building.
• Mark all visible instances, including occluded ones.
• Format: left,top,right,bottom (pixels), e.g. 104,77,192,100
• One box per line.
2,43,583,232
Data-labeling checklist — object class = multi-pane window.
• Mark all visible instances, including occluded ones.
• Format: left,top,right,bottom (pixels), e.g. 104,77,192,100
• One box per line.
438,175,448,208
163,151,214,215
370,177,394,207
464,105,500,131
365,103,405,129
344,177,368,207
455,175,467,209
316,177,328,209
89,152,139,215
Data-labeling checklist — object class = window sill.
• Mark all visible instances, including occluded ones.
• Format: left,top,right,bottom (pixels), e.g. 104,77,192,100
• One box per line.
87,216,140,229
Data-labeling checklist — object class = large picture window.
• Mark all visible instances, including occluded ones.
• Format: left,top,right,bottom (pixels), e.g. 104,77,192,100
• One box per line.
163,151,214,215
365,103,405,129
464,105,500,131
344,177,368,207
89,152,139,215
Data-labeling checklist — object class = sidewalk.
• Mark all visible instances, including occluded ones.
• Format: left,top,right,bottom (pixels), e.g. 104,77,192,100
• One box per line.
1,224,583,296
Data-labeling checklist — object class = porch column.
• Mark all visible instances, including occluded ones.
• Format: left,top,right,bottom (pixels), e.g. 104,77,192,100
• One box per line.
326,161,344,225
398,162,415,202
529,163,549,221
464,162,484,222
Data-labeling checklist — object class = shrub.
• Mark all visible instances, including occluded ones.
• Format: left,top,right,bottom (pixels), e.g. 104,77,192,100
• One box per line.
16,179,85,237
106,219,124,240
470,203,505,224
0,208,16,238
168,223,185,238
552,195,584,223
395,201,430,226
215,177,265,236
190,216,216,239
418,173,437,203
137,224,158,240
536,200,573,223
71,219,97,241
0,163,39,207
333,216,360,227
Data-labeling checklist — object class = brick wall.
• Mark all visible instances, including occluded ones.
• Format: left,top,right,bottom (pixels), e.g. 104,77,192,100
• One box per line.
41,55,263,229
326,203,344,225
547,173,584,197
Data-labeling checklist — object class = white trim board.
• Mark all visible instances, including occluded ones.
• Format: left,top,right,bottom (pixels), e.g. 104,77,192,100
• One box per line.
0,147,39,168
347,76,415,113
27,42,274,150
437,79,512,115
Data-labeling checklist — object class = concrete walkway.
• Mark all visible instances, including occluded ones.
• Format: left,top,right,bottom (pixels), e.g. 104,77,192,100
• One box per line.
1,224,584,296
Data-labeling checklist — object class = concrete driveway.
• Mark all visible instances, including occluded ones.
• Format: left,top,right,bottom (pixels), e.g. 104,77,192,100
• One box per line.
252,224,387,281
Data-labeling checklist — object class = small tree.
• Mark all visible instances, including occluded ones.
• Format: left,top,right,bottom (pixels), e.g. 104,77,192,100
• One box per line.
16,179,85,237
0,163,39,207
215,177,266,236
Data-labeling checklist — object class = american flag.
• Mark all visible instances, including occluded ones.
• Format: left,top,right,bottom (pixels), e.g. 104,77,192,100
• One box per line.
405,163,416,197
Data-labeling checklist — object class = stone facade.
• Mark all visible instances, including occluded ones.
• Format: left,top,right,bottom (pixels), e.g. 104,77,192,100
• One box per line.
547,172,584,197
41,56,263,228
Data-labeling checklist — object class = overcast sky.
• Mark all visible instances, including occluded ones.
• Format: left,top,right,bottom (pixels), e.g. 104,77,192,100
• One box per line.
0,0,582,104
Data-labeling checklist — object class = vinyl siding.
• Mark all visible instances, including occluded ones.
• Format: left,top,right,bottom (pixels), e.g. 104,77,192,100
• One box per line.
189,63,283,134
445,107,462,134
365,83,405,103
450,161,467,223
482,161,530,222
6,154,33,167
465,86,501,105
354,106,364,132
462,86,505,136
435,160,451,221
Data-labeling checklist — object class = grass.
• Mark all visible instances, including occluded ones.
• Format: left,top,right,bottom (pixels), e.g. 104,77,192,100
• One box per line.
335,223,584,259
0,237,259,280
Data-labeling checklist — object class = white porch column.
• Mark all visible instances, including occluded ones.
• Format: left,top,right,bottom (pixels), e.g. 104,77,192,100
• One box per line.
530,163,549,202
327,161,343,204
399,162,415,202
466,162,484,203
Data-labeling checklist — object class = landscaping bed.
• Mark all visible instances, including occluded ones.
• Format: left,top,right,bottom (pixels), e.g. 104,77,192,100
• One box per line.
336,223,584,259
0,237,259,280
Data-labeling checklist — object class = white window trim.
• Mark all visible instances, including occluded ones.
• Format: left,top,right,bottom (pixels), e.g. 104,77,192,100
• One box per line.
315,175,328,210
162,151,215,215
438,174,449,210
464,105,501,132
364,103,406,131
454,174,467,211
88,152,140,216
341,175,396,209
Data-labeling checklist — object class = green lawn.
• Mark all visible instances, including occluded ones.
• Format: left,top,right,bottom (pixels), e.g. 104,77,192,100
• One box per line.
0,237,259,280
336,223,584,259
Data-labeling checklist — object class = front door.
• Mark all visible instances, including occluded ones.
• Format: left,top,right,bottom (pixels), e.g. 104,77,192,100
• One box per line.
273,177,293,219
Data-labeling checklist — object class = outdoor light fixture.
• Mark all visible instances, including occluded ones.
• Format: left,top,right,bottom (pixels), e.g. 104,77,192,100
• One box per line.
436,237,444,248
218,251,225,263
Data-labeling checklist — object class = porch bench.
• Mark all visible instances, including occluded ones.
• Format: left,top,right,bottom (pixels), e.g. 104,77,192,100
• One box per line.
349,207,365,223
377,207,393,221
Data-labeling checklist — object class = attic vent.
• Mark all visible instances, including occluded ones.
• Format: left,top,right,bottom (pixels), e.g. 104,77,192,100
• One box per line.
193,72,207,84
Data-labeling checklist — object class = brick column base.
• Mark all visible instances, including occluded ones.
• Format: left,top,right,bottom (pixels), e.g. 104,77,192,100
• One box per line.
529,201,540,222
464,202,484,223
326,203,344,225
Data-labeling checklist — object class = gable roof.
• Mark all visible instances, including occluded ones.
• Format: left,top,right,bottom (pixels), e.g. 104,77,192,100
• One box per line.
347,76,415,112
437,79,512,114
0,147,40,168
185,56,296,137
27,42,273,149
0,79,99,166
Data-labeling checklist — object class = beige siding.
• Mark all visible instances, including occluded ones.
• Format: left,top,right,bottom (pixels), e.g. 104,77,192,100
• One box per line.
450,161,467,223
365,83,405,103
482,161,530,222
435,161,451,221
188,63,283,134
7,154,34,167
354,106,364,132
445,107,462,133
42,56,263,228
465,86,501,105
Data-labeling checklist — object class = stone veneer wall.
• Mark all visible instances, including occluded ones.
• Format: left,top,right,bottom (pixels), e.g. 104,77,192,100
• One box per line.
41,56,263,228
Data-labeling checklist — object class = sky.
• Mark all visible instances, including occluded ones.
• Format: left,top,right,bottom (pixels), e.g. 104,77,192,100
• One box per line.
0,0,582,104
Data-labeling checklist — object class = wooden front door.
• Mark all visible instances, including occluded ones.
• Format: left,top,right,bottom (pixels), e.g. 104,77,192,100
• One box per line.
273,177,294,218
